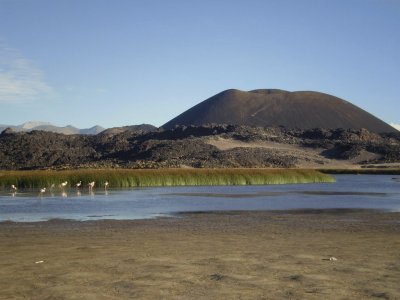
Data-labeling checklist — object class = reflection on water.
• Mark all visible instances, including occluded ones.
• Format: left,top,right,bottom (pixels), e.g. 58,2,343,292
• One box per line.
0,175,399,222
167,191,389,198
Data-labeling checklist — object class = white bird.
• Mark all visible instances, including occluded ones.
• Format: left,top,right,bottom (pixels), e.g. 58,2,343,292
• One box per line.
11,184,17,192
88,181,95,190
58,181,68,189
104,181,109,189
39,188,46,195
329,257,338,261
75,181,82,188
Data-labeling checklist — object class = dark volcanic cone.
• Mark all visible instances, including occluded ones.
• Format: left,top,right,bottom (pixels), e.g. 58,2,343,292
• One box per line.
162,89,396,133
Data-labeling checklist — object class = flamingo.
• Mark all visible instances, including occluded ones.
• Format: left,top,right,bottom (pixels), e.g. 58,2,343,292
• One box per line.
75,181,82,188
58,181,67,188
11,184,17,192
104,181,109,190
88,181,95,190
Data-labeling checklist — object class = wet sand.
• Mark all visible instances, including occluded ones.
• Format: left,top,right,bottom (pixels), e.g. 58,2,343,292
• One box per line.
1,210,399,299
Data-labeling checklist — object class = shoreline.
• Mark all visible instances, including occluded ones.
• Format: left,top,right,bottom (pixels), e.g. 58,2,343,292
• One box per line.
319,168,400,175
1,210,399,299
0,167,399,192
0,208,394,225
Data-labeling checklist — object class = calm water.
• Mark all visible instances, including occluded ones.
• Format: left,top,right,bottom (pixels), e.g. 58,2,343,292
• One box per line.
0,175,399,222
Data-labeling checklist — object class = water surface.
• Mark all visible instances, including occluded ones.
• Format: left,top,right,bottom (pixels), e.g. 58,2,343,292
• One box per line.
0,175,399,222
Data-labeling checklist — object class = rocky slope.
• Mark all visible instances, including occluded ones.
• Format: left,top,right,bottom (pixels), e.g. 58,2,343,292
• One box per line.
100,124,157,136
0,125,399,170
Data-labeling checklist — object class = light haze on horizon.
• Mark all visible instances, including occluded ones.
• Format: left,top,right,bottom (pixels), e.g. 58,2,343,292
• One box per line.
0,0,399,129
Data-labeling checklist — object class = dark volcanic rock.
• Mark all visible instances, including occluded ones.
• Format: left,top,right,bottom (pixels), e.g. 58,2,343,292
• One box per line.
0,130,99,169
0,125,399,170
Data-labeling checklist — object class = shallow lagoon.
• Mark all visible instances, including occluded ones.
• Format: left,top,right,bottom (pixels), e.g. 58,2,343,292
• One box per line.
0,175,399,222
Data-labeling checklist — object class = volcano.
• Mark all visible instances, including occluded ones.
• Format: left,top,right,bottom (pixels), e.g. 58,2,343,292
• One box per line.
162,89,396,133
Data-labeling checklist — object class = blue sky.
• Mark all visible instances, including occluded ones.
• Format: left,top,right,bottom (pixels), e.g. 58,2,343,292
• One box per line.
0,0,399,129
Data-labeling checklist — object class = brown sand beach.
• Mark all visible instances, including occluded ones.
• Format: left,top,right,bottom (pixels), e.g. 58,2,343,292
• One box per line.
1,210,399,299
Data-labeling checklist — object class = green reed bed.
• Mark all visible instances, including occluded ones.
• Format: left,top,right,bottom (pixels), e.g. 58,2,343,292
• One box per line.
0,168,335,189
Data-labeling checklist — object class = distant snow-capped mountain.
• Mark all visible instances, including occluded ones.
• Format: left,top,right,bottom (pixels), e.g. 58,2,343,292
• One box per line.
0,122,105,135
20,121,53,130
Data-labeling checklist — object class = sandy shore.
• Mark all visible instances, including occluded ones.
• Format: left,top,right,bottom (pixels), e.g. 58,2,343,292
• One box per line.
1,210,399,299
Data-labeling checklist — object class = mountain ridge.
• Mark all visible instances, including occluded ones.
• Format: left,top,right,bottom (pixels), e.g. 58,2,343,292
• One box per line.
0,122,105,135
